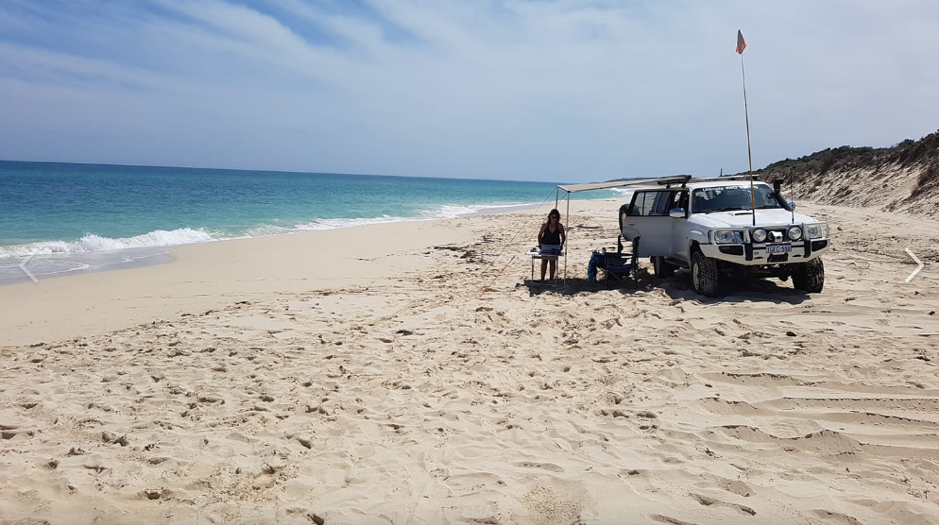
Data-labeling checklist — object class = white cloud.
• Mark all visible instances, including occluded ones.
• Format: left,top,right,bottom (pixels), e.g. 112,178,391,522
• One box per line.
0,0,937,180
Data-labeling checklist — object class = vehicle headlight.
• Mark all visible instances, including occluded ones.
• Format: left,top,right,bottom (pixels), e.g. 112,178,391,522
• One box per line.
712,230,744,244
788,226,803,241
751,228,767,243
804,223,829,239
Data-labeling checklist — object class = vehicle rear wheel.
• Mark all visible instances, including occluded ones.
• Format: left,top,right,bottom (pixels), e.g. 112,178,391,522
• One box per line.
652,256,676,278
691,251,719,297
792,258,824,293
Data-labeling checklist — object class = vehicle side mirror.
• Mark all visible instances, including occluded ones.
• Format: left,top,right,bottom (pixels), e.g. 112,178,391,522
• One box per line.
788,201,796,210
669,208,686,218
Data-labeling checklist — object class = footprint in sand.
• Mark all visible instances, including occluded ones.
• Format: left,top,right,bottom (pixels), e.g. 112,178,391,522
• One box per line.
690,493,756,516
810,509,865,525
650,515,699,525
513,461,564,472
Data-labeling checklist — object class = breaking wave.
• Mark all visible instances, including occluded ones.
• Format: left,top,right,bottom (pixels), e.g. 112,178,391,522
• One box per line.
0,202,536,259
0,228,218,258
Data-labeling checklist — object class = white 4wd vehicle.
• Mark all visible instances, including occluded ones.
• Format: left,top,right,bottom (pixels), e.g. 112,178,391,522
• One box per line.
619,176,831,296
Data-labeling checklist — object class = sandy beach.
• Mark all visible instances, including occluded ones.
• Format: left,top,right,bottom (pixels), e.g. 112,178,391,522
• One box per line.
2,200,938,525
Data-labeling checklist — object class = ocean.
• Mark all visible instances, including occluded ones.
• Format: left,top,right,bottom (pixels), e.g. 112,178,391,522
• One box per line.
0,161,619,284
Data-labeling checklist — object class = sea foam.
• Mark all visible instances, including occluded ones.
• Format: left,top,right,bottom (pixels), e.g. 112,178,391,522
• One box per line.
0,202,536,261
0,228,217,258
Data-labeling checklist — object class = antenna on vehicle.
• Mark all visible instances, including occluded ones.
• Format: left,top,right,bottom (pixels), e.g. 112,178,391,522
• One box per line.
736,29,757,227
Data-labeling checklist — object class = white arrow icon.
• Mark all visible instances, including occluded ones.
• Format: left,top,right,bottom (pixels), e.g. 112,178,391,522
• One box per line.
905,248,924,283
18,253,38,283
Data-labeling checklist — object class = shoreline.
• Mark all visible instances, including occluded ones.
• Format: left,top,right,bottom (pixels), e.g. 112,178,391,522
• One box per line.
0,195,620,289
0,202,557,287
0,248,178,286
0,204,556,348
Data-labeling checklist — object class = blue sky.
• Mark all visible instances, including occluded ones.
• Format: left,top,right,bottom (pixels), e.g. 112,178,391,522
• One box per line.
1,0,938,182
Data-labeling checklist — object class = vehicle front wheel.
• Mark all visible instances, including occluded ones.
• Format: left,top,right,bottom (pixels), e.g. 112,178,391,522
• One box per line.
792,258,824,293
652,256,676,278
691,251,719,297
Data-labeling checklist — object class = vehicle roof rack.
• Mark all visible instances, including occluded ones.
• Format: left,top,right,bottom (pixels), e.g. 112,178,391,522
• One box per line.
653,174,757,189
656,175,692,188
690,174,754,183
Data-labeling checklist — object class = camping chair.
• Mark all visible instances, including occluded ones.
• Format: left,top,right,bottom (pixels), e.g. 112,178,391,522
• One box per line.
593,236,640,288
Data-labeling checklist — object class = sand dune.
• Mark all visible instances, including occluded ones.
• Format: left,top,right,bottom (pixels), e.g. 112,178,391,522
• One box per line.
1,201,938,524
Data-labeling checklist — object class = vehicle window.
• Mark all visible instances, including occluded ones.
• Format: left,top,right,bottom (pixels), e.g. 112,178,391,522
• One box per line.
629,192,650,216
691,185,783,213
630,191,673,217
675,191,689,211
652,192,672,215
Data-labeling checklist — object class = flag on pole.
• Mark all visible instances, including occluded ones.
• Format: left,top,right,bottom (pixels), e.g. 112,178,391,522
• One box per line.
736,30,746,54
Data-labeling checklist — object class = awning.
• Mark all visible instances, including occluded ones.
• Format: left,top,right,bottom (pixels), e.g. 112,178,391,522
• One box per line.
557,175,691,194
548,174,693,285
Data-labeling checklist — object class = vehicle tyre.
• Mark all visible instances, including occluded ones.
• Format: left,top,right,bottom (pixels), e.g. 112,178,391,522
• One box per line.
792,258,824,293
691,251,719,297
652,256,676,278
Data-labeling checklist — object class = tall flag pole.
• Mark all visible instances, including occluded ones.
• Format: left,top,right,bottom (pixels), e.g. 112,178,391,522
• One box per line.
737,29,756,226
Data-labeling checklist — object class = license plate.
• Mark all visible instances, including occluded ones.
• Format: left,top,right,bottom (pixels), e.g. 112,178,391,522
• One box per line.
766,243,791,254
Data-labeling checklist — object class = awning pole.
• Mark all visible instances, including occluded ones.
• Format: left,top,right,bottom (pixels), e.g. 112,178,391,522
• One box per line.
564,192,570,284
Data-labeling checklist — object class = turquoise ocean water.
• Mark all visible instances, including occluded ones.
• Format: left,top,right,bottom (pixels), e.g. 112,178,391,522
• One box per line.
0,161,618,284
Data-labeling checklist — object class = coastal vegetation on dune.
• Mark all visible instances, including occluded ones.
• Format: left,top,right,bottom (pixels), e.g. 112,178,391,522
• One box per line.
749,130,939,218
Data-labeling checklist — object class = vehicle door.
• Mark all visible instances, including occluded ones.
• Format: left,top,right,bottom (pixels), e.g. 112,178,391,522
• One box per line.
670,190,691,262
621,190,676,257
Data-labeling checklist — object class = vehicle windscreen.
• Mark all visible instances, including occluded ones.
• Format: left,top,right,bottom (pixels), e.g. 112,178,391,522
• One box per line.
691,185,784,213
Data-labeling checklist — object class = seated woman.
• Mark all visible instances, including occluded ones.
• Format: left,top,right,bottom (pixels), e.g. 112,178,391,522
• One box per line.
537,209,566,281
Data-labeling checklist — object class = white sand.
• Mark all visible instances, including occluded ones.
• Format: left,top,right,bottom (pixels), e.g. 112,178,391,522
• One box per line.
2,201,938,525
